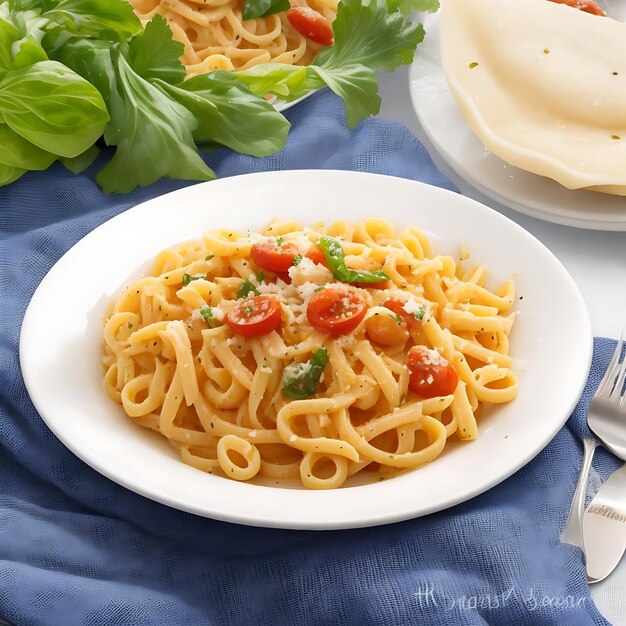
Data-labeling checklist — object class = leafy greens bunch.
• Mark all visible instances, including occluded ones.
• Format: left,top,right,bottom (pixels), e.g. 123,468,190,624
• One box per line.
0,0,437,194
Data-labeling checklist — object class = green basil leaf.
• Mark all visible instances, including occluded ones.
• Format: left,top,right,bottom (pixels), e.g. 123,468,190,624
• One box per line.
0,162,26,186
318,236,389,283
51,37,116,102
242,0,290,21
59,143,99,173
0,23,16,77
96,51,214,194
128,14,185,84
157,71,290,157
42,0,142,41
0,60,108,157
281,348,329,400
0,6,49,70
0,123,57,169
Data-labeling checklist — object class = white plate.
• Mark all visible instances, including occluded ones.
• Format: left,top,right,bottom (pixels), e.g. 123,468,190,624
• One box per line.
20,170,592,529
409,4,626,231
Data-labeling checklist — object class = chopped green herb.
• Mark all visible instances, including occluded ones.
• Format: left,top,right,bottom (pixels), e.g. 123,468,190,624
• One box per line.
276,236,284,247
256,271,265,283
182,273,204,286
318,236,389,284
281,348,329,400
612,135,621,140
388,313,402,325
205,254,214,261
199,306,220,328
469,61,479,69
292,254,303,267
243,306,254,315
127,322,134,329
543,48,550,55
314,286,326,292
413,304,426,321
237,280,260,298
613,72,619,76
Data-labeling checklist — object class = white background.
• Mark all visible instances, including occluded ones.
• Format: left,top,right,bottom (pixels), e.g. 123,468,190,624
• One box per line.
378,66,626,625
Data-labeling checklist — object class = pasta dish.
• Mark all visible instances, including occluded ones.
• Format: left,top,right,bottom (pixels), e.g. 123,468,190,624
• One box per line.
128,0,338,76
102,219,519,490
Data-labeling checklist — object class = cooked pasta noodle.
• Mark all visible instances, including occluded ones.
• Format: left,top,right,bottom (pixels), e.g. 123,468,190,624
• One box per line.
102,218,519,489
128,0,338,76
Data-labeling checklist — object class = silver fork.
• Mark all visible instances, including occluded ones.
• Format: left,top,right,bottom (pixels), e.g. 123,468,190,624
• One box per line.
561,335,626,551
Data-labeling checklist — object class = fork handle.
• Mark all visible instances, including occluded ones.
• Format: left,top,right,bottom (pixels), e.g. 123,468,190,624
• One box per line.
561,437,599,549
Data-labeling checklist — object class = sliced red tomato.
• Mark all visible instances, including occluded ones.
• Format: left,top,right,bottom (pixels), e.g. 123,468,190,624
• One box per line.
251,239,298,273
383,300,423,329
287,7,334,46
226,295,281,337
548,0,605,16
306,288,366,336
407,345,459,398
305,244,329,268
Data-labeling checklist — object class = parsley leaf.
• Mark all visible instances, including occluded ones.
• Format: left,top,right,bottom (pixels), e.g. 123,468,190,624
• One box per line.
157,70,289,158
256,271,265,283
236,0,426,128
97,50,214,193
413,304,426,321
292,254,303,267
127,14,185,84
237,280,259,299
205,254,214,261
182,273,204,286
200,306,221,328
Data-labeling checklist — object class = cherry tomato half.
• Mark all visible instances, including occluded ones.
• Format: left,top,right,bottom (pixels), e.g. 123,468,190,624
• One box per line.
287,7,334,46
306,288,366,336
226,295,281,337
407,345,459,398
365,309,409,346
251,239,298,273
305,244,329,268
383,300,422,328
548,0,605,16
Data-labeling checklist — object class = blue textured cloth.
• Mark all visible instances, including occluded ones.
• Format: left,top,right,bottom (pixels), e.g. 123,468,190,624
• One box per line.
0,89,620,626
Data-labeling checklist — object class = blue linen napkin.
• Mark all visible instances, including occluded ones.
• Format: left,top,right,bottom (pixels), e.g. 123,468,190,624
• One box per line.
0,89,620,626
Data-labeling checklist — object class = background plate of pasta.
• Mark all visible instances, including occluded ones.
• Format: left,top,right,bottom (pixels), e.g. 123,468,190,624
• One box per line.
20,171,592,529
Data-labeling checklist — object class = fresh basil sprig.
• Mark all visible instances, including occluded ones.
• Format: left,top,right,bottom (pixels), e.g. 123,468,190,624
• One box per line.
242,0,290,21
281,348,329,400
318,236,389,284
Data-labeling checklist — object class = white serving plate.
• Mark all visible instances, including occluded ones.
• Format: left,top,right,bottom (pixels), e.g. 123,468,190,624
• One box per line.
409,3,626,231
20,170,592,529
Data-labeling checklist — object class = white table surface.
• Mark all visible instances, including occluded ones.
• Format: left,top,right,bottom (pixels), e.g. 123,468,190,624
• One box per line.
378,66,626,625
